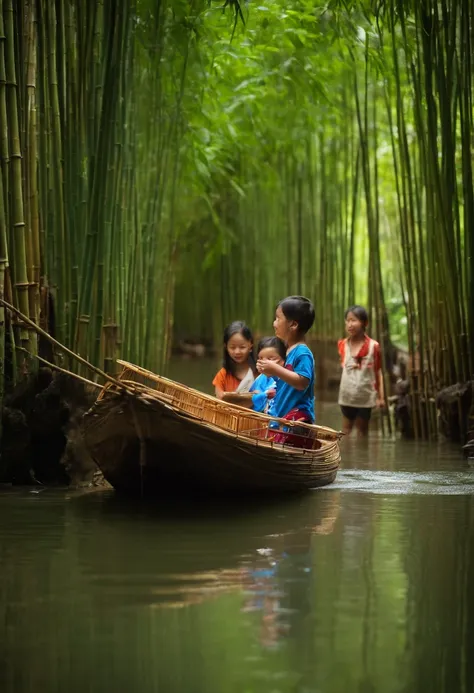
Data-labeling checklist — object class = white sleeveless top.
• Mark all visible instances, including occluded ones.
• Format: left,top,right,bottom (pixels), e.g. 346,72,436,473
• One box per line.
338,338,377,408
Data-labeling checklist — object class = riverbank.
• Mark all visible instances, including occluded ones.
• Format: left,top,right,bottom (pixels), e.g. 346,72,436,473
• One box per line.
0,368,104,487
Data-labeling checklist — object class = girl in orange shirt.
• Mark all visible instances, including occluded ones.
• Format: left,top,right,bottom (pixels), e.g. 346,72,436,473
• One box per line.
213,321,257,399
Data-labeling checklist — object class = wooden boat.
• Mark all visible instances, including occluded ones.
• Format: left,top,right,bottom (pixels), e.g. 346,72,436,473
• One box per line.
82,360,342,496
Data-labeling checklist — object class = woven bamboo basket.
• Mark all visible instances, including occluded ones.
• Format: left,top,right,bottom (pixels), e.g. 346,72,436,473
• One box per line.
83,359,342,496
103,360,341,444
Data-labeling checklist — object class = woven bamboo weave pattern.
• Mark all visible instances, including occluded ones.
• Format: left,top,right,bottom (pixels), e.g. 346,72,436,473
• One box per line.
114,360,341,445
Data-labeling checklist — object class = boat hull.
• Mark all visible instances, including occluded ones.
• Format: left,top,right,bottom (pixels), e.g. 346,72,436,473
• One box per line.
83,394,340,497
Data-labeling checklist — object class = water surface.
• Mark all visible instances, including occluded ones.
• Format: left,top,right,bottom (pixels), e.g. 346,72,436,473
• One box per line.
0,360,473,693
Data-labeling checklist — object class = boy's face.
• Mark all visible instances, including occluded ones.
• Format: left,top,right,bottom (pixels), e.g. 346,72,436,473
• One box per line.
273,306,296,342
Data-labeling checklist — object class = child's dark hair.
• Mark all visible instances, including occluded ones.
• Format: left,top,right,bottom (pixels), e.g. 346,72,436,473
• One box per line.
257,336,286,361
278,296,315,334
223,321,256,375
345,305,369,325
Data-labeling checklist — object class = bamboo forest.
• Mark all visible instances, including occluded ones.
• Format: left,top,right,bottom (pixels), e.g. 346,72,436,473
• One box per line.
0,0,473,451
2,3,474,692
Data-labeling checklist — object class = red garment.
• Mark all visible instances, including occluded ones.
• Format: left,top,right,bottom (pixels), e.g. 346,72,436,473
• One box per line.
272,408,314,450
337,334,381,372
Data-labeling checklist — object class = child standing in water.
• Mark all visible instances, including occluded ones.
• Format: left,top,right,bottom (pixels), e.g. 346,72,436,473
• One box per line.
338,305,385,437
213,321,256,399
250,337,286,413
257,296,315,447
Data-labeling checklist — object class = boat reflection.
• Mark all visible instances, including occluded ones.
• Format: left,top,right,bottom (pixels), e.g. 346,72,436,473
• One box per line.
93,492,341,648
75,491,340,620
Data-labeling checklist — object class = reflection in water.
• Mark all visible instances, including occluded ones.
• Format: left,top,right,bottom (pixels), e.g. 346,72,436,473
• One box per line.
239,494,341,649
241,550,289,648
0,385,474,692
0,489,343,692
402,495,474,693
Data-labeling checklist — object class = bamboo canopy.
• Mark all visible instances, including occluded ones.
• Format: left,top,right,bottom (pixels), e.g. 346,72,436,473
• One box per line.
0,0,472,441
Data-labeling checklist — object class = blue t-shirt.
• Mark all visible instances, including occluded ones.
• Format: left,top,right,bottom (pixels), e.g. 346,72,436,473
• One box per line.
250,373,277,413
271,344,315,422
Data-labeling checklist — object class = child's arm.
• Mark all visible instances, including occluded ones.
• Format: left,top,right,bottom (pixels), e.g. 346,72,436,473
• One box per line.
257,360,309,391
249,374,273,396
213,369,226,399
251,391,268,413
337,339,345,368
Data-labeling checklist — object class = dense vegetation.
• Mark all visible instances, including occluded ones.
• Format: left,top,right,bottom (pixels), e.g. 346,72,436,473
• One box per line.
0,0,472,440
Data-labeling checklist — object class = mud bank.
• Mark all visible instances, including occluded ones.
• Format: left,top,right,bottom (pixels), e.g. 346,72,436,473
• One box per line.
0,368,105,487
390,376,473,446
437,381,474,447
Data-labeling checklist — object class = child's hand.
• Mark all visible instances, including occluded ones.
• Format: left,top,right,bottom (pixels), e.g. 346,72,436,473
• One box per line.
257,358,278,376
266,388,276,399
376,396,386,409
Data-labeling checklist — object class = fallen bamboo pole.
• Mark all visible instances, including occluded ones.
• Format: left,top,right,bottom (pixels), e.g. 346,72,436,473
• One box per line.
0,297,129,393
17,347,102,389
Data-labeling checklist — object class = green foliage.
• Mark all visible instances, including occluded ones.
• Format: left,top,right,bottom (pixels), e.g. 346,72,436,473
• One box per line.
1,0,472,442
170,0,472,441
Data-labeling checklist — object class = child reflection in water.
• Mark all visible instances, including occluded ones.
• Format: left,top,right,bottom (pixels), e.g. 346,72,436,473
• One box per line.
240,494,341,649
240,549,289,648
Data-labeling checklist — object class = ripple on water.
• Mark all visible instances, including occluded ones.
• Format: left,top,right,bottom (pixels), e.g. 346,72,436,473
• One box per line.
328,469,474,495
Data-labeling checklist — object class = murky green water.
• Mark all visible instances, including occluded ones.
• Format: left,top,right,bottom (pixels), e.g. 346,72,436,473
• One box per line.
1,360,473,693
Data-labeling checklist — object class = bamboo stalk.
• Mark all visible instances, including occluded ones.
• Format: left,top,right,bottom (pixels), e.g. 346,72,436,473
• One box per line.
4,0,30,362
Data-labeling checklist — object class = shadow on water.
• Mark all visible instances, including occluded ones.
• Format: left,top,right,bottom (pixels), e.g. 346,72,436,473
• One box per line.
69,489,341,595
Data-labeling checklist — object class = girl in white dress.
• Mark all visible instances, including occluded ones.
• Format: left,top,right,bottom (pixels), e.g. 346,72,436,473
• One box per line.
338,305,385,437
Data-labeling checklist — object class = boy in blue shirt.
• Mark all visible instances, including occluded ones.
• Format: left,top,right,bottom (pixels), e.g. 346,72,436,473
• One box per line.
256,296,315,447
